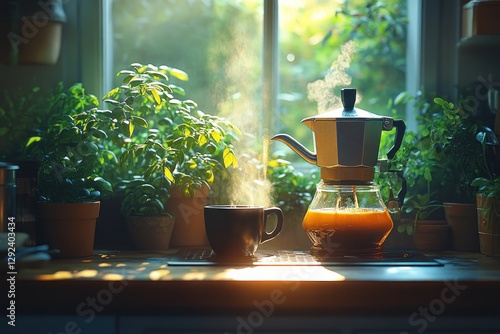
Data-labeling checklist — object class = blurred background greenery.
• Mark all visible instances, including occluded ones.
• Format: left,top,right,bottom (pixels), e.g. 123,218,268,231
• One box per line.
111,0,408,162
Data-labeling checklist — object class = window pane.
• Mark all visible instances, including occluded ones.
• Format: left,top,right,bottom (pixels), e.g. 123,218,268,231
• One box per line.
276,0,408,159
111,0,263,127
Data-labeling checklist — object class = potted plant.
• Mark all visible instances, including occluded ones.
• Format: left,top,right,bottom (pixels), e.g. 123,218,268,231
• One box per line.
381,91,496,251
377,92,451,251
431,97,487,252
119,177,174,251
472,176,500,256
472,129,500,256
101,63,240,248
1,82,99,245
26,103,114,257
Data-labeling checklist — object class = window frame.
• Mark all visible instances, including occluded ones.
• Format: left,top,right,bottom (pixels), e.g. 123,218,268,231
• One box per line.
79,0,111,98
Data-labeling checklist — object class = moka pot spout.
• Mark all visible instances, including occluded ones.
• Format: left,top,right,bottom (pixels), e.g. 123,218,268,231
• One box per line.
271,134,317,165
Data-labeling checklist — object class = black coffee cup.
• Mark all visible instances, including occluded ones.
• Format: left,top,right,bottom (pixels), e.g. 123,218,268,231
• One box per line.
204,205,284,257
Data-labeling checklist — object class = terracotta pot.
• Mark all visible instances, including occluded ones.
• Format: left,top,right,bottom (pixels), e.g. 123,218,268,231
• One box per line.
476,194,500,256
38,202,100,257
126,215,175,251
414,220,452,251
166,185,210,247
444,202,480,252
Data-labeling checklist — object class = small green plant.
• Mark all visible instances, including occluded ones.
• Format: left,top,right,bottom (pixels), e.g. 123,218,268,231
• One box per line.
384,92,492,237
472,177,500,199
27,109,114,203
471,129,500,225
21,83,112,203
267,155,317,212
119,178,171,216
401,194,443,235
378,91,443,234
472,176,500,230
378,91,488,234
101,63,240,216
431,97,487,203
0,82,98,160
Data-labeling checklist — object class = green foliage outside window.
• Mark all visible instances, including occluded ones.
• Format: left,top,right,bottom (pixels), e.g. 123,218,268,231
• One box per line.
112,0,407,154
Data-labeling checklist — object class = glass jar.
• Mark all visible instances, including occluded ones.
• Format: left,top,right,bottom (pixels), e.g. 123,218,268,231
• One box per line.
302,181,393,254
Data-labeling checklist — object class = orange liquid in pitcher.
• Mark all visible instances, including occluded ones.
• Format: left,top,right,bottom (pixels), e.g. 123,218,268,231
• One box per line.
302,209,393,250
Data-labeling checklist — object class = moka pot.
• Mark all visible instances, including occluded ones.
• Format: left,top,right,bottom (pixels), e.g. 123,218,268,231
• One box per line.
271,88,405,183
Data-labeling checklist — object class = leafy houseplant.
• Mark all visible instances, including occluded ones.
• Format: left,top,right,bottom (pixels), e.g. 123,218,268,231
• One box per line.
377,93,472,251
1,82,97,161
431,98,487,252
101,63,240,248
378,91,448,237
431,98,486,203
121,177,175,250
30,110,113,203
118,161,174,250
381,93,488,251
383,94,486,222
472,128,500,256
472,176,500,256
26,99,114,257
102,63,240,198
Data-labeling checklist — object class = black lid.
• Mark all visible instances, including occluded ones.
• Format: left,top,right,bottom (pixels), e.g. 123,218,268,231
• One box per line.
302,88,386,122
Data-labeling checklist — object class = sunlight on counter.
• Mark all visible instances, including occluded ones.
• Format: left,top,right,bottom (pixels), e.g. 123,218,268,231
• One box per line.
385,266,432,278
213,266,345,281
149,269,171,281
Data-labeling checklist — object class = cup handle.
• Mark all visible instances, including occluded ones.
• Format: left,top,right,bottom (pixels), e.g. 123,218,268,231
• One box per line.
261,207,284,243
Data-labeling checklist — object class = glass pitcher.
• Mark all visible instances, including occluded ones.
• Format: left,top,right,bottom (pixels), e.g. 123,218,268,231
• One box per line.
302,181,393,255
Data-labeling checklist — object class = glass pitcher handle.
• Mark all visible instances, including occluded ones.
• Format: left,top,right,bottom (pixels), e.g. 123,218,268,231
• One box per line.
386,169,407,214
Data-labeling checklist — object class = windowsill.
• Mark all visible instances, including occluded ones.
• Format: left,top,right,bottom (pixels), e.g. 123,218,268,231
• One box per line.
12,249,500,316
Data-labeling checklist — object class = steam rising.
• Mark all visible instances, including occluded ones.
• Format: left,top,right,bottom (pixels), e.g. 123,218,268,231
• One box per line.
212,29,272,207
307,41,356,113
215,39,356,206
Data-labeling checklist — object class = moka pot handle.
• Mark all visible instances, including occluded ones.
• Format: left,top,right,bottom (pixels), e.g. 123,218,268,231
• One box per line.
386,119,406,160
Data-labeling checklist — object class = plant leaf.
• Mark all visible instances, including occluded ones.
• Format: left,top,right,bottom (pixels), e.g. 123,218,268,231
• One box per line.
146,70,168,81
223,147,237,168
198,134,208,146
210,129,222,142
93,177,113,192
132,116,149,128
169,68,189,81
26,136,41,147
163,166,174,182
120,120,134,137
150,88,161,105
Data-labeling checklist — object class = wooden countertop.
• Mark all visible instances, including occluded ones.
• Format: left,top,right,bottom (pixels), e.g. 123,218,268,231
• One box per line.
13,249,500,317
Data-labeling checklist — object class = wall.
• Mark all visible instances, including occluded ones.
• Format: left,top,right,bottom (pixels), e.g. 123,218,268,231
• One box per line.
0,0,82,99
